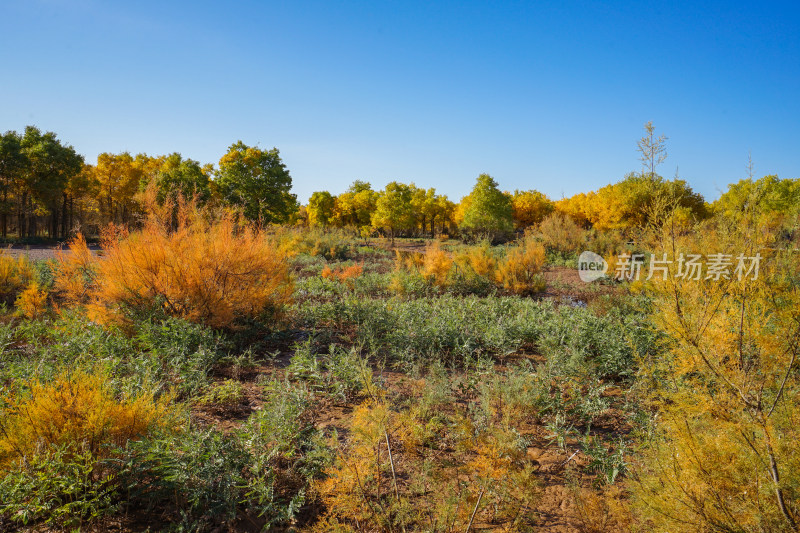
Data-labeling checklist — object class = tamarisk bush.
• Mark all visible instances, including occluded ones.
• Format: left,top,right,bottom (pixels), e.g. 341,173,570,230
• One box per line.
632,212,800,531
55,194,293,329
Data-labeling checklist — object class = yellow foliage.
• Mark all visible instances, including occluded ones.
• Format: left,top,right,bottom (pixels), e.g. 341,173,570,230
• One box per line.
421,241,453,285
632,220,800,531
315,400,398,527
316,394,539,532
393,249,424,271
271,226,355,261
494,234,546,295
320,263,363,283
455,241,497,277
0,369,173,469
54,232,96,306
0,252,35,305
538,212,585,254
15,281,48,319
511,189,555,229
555,192,593,227
272,227,305,258
390,237,546,296
571,484,632,533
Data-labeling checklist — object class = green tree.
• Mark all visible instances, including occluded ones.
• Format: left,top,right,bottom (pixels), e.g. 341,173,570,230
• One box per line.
149,153,211,204
307,191,336,227
64,163,99,235
20,126,83,238
458,174,513,240
216,141,298,224
0,131,27,237
714,174,800,222
409,185,454,237
347,180,373,194
435,196,456,235
371,181,414,244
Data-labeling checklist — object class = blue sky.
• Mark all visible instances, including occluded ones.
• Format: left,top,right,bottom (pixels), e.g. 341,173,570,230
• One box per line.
2,0,798,204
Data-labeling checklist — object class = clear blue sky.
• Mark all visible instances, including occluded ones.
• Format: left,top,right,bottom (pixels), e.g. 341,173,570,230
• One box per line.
2,0,798,204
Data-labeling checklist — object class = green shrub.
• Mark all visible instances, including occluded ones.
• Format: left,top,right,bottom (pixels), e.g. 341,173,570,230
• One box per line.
195,379,246,407
287,342,372,402
120,382,328,531
0,313,227,398
0,445,118,530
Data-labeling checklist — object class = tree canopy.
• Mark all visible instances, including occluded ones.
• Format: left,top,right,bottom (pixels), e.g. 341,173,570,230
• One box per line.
457,174,513,240
307,191,336,227
371,181,414,243
216,142,297,224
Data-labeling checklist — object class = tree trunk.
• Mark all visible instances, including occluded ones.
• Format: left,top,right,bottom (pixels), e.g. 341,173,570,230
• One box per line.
18,191,26,239
68,195,74,236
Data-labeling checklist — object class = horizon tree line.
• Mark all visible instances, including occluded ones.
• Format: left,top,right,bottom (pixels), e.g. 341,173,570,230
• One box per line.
1,123,797,241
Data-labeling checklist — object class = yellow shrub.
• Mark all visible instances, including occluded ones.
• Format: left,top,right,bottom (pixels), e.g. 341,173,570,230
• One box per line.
421,241,453,286
15,282,48,319
456,242,497,277
494,237,546,295
571,484,632,533
393,249,424,271
0,369,173,468
316,397,539,532
271,226,355,260
315,400,398,526
538,212,585,253
272,227,305,258
0,252,35,304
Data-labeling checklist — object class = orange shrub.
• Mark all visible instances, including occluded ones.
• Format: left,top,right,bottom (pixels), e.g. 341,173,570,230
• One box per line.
421,241,453,286
495,236,546,295
0,369,173,468
54,232,96,306
55,198,293,329
321,263,364,282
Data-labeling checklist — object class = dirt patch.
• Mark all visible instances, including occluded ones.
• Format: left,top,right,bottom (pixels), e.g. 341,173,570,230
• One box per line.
541,266,620,305
0,243,101,261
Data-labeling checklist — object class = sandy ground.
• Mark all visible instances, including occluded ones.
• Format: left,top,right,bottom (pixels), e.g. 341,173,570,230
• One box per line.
0,243,101,261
